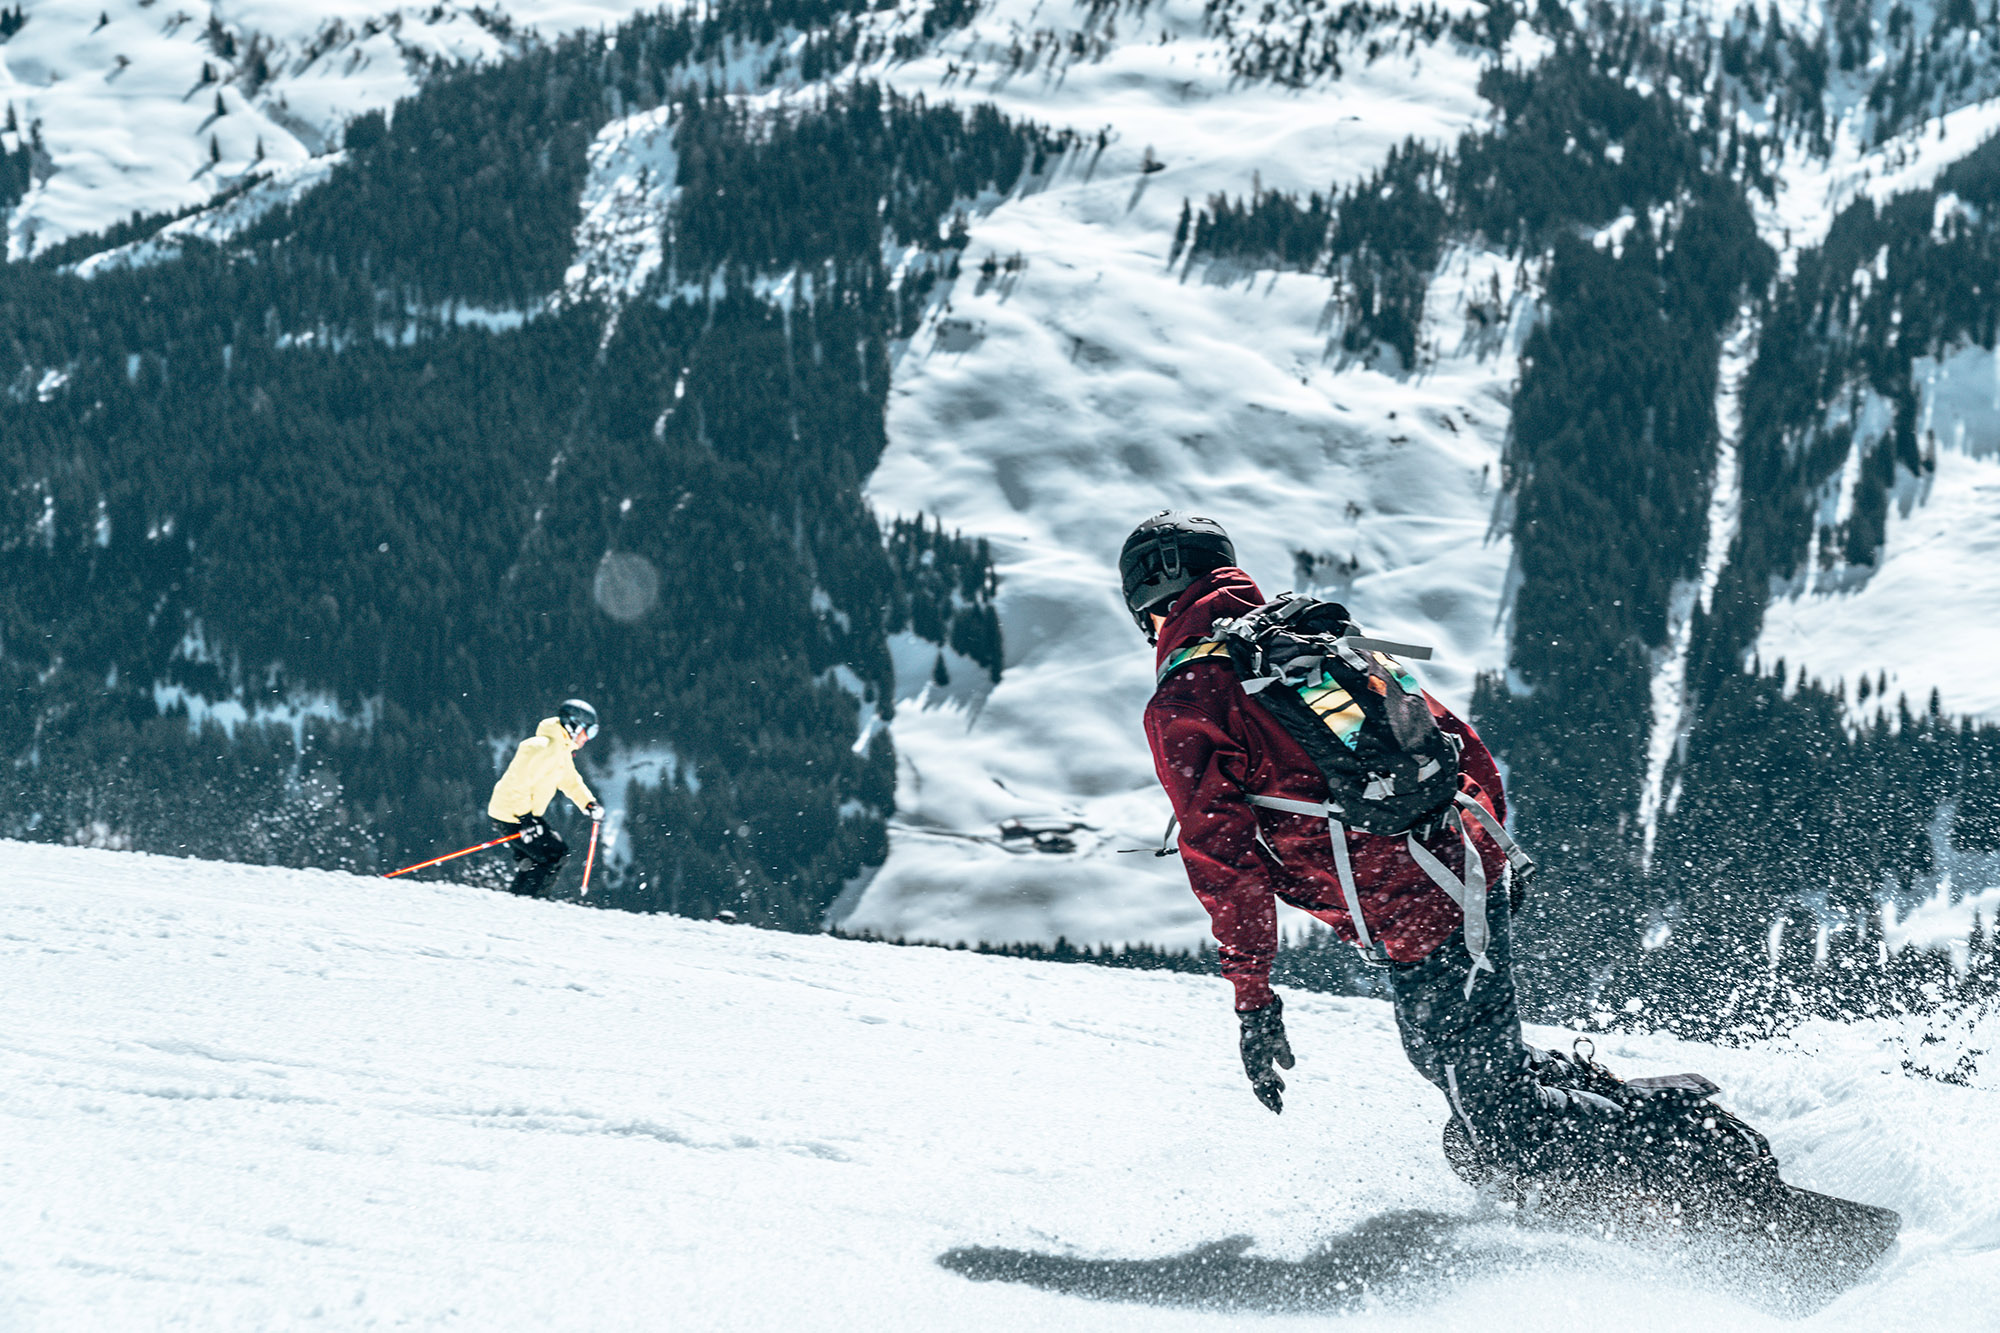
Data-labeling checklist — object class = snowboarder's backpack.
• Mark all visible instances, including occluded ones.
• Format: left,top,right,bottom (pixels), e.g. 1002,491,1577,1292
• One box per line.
1155,593,1534,988
1157,594,1460,836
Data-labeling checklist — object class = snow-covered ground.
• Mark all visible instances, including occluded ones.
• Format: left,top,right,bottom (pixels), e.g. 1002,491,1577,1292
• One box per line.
849,0,1535,946
1730,11,2000,723
1756,339,2000,722
0,842,1994,1329
0,0,676,259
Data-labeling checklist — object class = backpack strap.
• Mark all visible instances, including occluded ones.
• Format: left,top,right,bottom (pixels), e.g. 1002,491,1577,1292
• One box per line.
1246,790,1517,995
1157,632,1432,690
1451,790,1537,886
1404,807,1494,999
1341,635,1434,661
1245,793,1390,965
1156,639,1230,685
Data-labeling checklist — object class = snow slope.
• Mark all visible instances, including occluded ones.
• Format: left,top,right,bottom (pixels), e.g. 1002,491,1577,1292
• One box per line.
847,0,2000,950
1728,11,2000,721
848,0,1536,946
1755,339,2000,722
0,842,1993,1329
0,0,674,259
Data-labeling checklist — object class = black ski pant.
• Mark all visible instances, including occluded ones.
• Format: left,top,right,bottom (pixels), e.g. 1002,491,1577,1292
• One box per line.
494,817,567,898
1387,887,1540,1167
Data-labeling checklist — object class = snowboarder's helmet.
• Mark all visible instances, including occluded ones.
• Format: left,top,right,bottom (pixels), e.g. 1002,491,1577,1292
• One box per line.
558,698,600,743
1119,511,1234,641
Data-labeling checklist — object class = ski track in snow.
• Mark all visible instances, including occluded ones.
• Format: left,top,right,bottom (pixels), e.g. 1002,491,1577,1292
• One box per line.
0,842,1995,1329
1637,312,1756,874
850,0,1537,948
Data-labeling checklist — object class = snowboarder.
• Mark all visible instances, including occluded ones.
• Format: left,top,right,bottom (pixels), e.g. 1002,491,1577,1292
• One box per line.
1120,512,1902,1293
487,699,604,899
1122,511,1620,1185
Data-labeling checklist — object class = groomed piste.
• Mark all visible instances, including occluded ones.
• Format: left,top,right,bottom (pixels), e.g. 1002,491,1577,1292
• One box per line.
1,841,1993,1329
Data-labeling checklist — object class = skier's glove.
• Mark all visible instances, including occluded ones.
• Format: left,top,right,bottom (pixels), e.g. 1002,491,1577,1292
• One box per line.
587,802,606,823
1238,997,1296,1115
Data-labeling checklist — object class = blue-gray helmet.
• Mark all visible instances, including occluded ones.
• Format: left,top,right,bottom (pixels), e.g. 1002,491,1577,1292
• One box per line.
1119,511,1234,641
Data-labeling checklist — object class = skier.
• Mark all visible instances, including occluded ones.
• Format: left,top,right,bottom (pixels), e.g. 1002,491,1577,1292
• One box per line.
487,699,604,899
1121,511,1623,1190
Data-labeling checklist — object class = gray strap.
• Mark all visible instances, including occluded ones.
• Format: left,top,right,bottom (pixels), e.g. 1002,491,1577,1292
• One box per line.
1406,810,1494,999
1325,812,1372,954
1453,791,1535,880
1246,794,1374,955
1341,635,1433,661
1246,793,1335,819
1444,1063,1480,1152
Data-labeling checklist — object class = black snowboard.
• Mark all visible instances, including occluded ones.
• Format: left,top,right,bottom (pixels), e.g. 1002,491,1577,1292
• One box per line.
937,1191,1897,1319
940,1070,1897,1320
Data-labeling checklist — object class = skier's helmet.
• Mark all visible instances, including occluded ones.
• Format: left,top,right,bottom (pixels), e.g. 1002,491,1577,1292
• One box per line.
1119,511,1235,641
558,698,600,744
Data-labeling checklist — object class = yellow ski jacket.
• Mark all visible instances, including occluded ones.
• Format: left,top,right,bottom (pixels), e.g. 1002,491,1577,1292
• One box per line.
488,717,598,822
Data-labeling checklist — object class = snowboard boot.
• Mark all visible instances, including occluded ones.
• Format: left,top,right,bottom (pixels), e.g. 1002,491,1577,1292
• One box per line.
1442,1116,1527,1207
1513,1040,1787,1232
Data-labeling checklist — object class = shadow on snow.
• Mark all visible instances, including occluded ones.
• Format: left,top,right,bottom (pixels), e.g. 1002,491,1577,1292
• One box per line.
937,1209,1566,1313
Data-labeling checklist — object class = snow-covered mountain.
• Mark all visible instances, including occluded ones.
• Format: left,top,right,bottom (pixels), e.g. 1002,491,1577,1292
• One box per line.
842,0,2000,948
3,841,1993,1328
9,0,2000,984
1740,76,2000,726
845,0,1536,947
0,1,663,258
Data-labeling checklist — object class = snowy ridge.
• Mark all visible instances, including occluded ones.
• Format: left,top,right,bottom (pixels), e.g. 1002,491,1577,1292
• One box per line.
0,842,1994,1328
66,153,345,276
846,0,1538,947
0,0,674,260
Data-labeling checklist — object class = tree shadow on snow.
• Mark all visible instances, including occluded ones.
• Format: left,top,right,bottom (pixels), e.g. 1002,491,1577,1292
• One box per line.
939,1209,1566,1313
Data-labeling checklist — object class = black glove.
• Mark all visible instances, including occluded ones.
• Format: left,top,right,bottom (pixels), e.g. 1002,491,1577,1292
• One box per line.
1239,997,1296,1114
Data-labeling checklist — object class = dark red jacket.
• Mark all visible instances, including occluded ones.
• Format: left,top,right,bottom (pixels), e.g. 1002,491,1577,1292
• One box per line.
1144,568,1510,1010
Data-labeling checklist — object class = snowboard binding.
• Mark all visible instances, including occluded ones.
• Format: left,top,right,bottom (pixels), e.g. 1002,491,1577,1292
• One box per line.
1444,1040,1786,1231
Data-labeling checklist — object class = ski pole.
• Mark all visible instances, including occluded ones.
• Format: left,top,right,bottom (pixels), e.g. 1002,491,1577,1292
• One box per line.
384,831,523,879
579,819,601,897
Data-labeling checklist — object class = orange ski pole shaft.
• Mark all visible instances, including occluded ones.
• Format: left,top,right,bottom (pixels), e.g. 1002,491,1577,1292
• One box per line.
384,831,523,879
579,819,602,897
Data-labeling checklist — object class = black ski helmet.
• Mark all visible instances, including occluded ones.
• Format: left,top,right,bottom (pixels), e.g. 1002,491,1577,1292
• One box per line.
558,698,600,742
1119,511,1235,640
